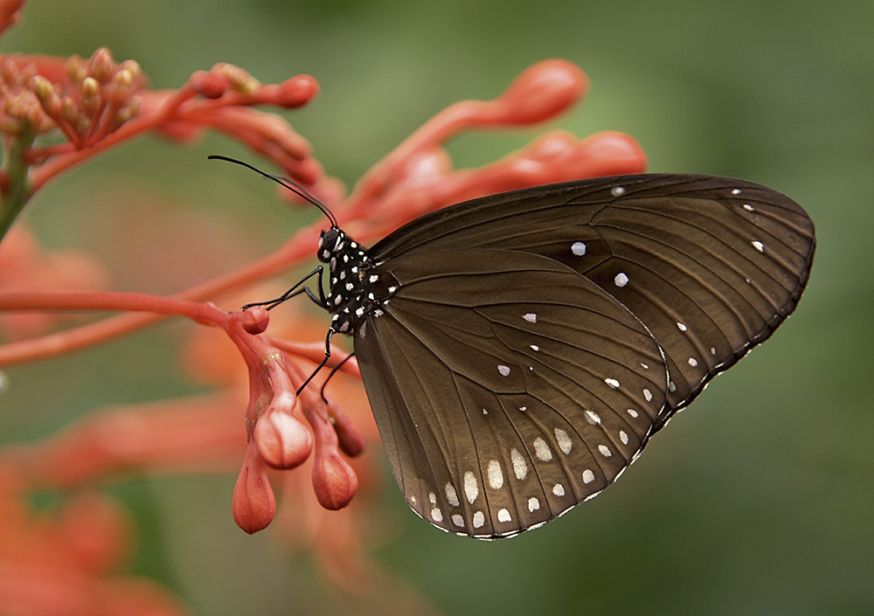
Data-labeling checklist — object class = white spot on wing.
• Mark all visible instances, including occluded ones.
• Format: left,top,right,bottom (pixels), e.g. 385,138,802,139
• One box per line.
598,444,612,458
582,469,595,484
752,240,765,252
445,483,460,507
554,428,572,455
611,186,626,197
530,344,540,352
431,507,443,522
643,388,653,402
510,448,528,480
571,241,587,256
497,364,511,377
497,508,512,523
732,188,742,195
473,511,485,528
464,471,479,504
585,410,601,425
627,408,639,418
688,357,698,367
552,483,565,497
528,497,540,512
523,313,537,324
620,430,629,445
487,460,504,489
605,378,620,389
743,203,755,211
614,272,629,287
533,437,553,461
451,514,464,527
677,322,688,332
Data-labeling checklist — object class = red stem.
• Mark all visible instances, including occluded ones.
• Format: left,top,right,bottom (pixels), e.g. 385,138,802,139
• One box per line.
0,224,318,366
0,290,227,325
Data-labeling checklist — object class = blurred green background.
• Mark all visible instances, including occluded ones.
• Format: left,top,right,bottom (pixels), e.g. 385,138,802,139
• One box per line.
2,1,873,614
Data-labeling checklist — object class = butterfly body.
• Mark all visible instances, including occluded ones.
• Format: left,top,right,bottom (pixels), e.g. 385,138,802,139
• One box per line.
309,173,814,539
318,228,398,335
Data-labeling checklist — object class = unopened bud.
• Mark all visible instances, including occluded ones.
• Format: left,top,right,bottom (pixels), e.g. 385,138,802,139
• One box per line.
241,307,270,334
232,443,276,534
276,74,318,108
254,405,312,469
498,59,587,126
119,59,141,82
327,401,365,457
191,69,228,99
312,452,358,510
89,47,114,82
66,54,87,82
219,63,259,94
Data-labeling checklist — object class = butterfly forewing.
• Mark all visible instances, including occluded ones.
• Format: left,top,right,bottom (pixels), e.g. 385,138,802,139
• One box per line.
355,249,667,537
368,174,815,423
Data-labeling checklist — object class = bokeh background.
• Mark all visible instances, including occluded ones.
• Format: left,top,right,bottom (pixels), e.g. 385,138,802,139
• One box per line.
2,1,872,614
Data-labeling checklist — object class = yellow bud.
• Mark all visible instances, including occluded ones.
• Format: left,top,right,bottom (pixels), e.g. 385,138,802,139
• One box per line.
66,54,87,83
81,76,99,97
119,60,141,81
89,47,114,82
113,69,132,87
31,75,54,100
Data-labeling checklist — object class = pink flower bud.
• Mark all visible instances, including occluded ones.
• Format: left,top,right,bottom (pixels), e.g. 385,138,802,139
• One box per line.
191,69,228,99
241,306,270,334
327,401,365,458
254,404,312,469
312,451,358,510
88,47,115,83
232,443,276,533
276,74,318,108
497,59,588,126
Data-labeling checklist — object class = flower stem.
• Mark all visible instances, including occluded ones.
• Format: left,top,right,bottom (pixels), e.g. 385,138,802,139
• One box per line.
0,129,35,243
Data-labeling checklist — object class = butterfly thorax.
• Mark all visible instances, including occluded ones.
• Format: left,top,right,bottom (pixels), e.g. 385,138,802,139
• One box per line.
317,226,397,335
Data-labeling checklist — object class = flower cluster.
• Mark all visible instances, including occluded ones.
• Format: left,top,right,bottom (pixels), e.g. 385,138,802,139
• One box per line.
0,0,648,603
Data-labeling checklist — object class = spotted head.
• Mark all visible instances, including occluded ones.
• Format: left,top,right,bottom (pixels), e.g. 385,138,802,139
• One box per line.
318,226,345,263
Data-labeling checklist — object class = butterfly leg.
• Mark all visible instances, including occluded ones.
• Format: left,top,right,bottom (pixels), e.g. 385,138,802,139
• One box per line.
242,266,327,311
296,327,335,395
319,351,356,402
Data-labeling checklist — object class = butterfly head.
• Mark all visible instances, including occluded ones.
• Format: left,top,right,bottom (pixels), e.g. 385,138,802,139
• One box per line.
317,226,345,263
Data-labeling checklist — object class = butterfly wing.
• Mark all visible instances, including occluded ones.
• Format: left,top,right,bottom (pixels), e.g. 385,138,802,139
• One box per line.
355,248,668,538
368,174,815,423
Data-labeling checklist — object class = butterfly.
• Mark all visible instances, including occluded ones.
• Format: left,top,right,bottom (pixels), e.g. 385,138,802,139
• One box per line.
214,158,815,539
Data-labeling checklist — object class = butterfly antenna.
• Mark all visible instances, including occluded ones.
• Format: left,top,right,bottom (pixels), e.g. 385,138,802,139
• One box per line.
208,155,338,227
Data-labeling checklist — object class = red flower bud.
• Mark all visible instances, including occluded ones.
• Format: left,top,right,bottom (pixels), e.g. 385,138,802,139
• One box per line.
497,59,588,126
312,451,358,510
253,403,312,469
240,306,270,334
232,443,276,533
191,69,228,99
276,74,318,108
327,400,365,458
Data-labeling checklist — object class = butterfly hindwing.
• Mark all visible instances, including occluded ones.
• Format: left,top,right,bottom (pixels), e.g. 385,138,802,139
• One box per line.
355,249,668,538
